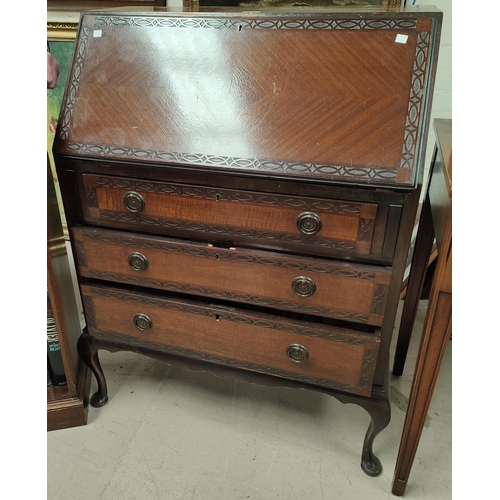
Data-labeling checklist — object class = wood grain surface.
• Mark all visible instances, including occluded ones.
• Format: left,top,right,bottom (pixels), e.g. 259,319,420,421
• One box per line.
81,284,381,396
74,226,391,325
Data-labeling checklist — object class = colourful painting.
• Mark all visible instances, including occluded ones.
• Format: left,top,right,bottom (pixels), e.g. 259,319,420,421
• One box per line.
47,40,75,234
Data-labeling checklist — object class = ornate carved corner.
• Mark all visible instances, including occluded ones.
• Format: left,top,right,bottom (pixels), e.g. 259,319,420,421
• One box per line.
47,20,79,41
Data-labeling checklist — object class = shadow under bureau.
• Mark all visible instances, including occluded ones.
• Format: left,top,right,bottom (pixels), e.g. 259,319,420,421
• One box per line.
53,4,442,477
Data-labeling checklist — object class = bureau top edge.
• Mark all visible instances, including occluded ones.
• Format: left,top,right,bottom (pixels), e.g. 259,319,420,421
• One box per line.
81,5,443,18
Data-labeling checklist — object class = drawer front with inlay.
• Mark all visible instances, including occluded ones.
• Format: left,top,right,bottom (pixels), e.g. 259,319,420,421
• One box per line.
81,284,381,397
80,173,391,259
73,226,391,326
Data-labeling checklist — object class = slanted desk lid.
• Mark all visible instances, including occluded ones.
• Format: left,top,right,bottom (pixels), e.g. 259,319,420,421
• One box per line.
54,7,441,188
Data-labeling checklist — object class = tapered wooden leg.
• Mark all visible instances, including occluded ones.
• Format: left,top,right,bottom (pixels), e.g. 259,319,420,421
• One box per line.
392,194,452,496
392,291,452,495
393,193,435,376
77,330,109,408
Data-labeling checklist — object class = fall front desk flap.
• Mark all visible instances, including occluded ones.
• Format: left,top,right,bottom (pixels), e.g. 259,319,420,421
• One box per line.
53,7,442,188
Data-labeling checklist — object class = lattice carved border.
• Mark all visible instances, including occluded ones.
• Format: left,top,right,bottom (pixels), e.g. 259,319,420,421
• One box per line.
57,13,434,186
85,285,380,344
90,176,366,215
98,211,358,252
92,15,416,31
399,31,431,176
360,348,379,387
59,26,90,140
78,228,382,279
83,286,379,394
94,329,365,395
86,269,372,323
69,142,398,184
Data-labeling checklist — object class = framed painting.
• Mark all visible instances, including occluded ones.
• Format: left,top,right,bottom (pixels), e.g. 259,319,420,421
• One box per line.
47,40,77,234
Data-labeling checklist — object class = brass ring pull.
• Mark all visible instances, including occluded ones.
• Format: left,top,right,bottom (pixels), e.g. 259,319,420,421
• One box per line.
133,313,152,332
128,252,149,272
123,191,145,213
286,344,309,363
291,276,316,297
296,212,322,235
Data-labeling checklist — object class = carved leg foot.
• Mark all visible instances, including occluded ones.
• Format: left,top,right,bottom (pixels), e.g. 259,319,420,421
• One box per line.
335,383,391,476
360,387,391,476
77,330,109,408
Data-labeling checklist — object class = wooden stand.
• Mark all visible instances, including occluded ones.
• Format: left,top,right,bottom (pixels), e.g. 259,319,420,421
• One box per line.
47,157,91,431
392,119,452,495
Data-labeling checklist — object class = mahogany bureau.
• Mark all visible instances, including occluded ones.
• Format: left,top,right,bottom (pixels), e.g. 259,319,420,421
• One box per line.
53,5,442,477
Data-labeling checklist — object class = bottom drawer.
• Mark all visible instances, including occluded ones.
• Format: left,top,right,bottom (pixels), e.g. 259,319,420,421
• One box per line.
81,285,380,397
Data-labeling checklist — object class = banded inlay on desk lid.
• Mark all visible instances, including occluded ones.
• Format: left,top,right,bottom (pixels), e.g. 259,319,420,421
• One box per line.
55,7,441,188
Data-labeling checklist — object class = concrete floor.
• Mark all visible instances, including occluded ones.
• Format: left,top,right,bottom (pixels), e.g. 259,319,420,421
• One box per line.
47,299,451,499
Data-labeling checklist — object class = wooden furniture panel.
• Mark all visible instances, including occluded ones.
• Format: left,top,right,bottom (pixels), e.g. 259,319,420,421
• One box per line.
47,158,91,431
73,226,391,324
80,173,384,259
82,284,380,397
57,10,433,187
393,119,452,375
53,4,442,477
392,119,452,495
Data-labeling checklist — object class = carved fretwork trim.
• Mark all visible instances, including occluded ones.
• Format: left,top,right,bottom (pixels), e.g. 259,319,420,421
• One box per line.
400,31,430,174
85,187,98,208
91,176,366,215
92,15,415,31
59,26,90,140
360,348,378,387
94,329,365,395
82,295,96,329
370,284,388,317
79,228,380,279
74,240,87,268
98,211,358,252
357,218,374,243
69,142,398,184
85,286,379,344
59,14,433,186
87,270,370,323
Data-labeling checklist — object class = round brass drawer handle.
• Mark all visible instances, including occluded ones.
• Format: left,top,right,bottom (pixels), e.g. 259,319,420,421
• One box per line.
128,252,149,272
123,191,145,213
291,276,316,297
286,344,309,363
133,313,152,332
296,212,322,235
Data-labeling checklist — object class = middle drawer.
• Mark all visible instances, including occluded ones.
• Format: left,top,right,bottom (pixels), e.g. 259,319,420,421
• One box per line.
73,226,391,326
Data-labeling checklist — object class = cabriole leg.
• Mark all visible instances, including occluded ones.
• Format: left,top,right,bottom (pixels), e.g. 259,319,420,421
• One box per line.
335,383,391,476
360,391,391,476
77,330,109,408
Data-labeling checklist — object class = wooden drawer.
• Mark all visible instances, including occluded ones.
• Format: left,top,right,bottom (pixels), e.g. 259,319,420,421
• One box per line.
80,173,396,259
81,284,381,397
73,226,391,326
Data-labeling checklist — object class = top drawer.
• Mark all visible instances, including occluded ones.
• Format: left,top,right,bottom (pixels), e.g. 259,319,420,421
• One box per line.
80,173,399,260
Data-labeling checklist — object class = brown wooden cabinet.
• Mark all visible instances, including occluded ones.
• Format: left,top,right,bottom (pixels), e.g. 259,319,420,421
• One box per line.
47,158,91,431
53,4,442,474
